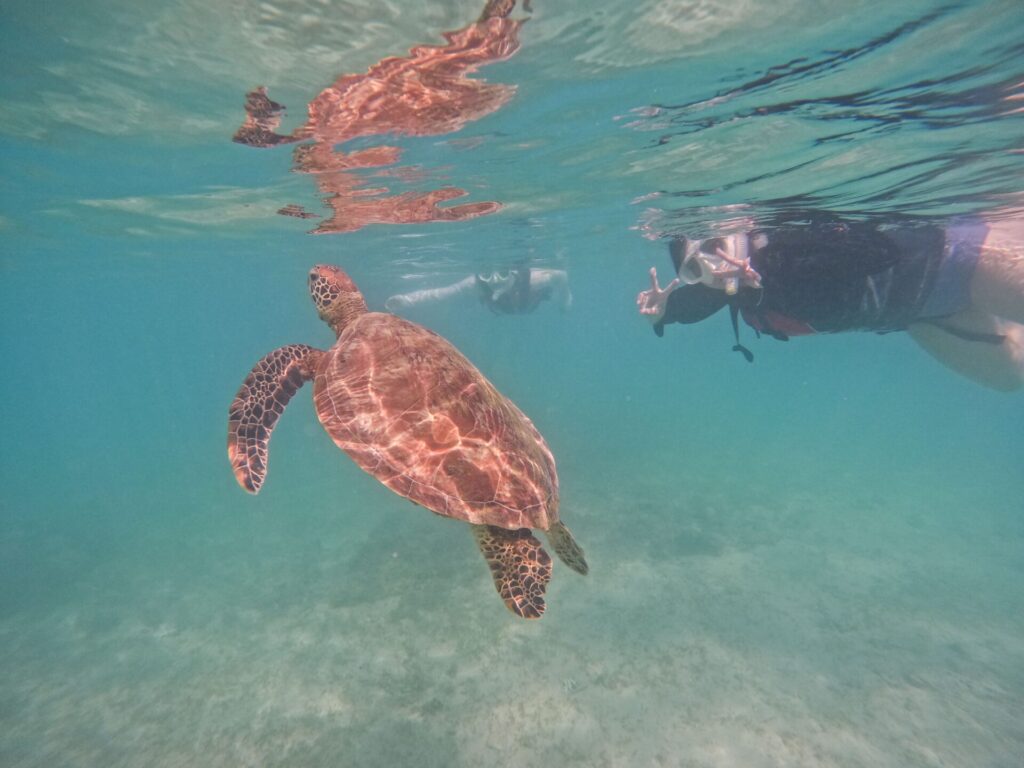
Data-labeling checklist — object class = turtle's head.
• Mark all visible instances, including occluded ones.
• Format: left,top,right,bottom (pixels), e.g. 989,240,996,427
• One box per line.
309,265,368,336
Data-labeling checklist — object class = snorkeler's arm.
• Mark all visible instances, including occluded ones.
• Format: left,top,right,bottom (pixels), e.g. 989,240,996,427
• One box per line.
559,279,573,312
385,275,477,311
541,269,573,311
638,268,732,337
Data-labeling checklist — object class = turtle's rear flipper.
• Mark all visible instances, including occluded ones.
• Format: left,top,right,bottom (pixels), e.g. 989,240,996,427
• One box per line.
228,344,324,493
547,521,588,575
471,525,551,619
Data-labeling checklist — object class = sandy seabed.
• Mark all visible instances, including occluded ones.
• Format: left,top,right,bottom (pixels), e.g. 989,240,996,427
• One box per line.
2,465,1022,768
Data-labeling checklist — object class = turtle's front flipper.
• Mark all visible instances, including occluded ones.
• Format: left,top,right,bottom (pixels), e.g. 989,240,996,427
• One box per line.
546,521,588,575
228,344,324,493
471,525,552,619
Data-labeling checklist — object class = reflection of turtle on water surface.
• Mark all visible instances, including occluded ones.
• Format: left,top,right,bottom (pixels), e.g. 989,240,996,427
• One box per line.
227,265,587,618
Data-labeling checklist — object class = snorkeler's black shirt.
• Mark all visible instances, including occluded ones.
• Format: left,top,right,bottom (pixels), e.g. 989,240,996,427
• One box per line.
653,218,985,342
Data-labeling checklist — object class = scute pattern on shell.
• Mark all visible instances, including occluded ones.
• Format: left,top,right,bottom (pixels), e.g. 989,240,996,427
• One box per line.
313,313,558,530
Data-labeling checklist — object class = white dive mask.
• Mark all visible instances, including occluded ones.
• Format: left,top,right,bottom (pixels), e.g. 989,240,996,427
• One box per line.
676,234,761,295
477,270,515,299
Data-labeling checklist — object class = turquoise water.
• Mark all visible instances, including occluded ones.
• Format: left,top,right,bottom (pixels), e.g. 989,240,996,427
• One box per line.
2,0,1023,765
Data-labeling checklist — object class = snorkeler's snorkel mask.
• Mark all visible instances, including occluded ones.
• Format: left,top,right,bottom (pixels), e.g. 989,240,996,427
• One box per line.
476,270,515,300
672,234,762,295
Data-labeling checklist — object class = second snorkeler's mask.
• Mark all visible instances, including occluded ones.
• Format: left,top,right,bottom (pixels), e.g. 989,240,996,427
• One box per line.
670,234,762,295
476,270,515,300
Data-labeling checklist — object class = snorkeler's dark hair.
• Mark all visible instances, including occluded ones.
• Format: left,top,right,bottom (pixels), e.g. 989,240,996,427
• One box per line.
668,237,687,276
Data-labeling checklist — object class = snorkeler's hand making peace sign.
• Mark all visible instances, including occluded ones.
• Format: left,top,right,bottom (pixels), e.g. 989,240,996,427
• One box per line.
636,267,680,321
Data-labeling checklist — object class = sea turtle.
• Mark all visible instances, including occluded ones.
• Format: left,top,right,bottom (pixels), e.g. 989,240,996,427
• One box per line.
227,265,587,618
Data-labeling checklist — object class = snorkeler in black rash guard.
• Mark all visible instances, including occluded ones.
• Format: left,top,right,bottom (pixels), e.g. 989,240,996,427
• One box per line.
637,212,1024,391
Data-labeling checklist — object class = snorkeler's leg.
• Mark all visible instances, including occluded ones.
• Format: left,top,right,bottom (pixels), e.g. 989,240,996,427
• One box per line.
970,218,1024,324
908,308,1024,392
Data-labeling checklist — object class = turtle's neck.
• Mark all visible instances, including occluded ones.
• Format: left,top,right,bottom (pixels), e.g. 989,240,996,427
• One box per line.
324,293,368,337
